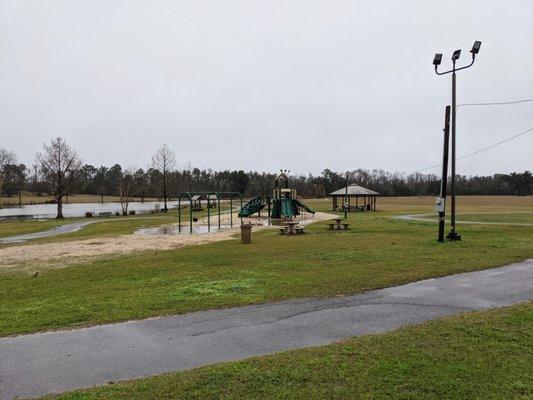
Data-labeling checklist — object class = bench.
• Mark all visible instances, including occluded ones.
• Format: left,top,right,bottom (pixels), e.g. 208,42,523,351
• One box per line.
278,227,288,235
328,223,336,230
293,226,305,234
98,211,112,217
341,223,350,230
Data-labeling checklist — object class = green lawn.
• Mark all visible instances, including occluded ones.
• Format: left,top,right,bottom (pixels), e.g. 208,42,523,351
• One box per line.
0,213,197,246
0,214,180,240
42,302,533,400
0,218,85,239
2,207,532,336
0,207,237,244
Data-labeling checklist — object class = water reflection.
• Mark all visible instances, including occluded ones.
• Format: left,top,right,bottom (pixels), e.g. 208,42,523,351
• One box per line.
0,201,176,220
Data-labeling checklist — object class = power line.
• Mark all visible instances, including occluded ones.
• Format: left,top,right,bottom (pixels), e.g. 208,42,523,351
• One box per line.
457,98,533,108
457,127,533,160
413,127,533,173
414,97,533,172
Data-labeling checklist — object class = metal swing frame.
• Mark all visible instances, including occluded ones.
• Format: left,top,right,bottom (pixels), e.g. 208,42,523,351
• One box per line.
177,191,243,234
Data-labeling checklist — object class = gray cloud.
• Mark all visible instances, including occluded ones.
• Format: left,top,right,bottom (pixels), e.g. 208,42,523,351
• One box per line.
1,0,532,175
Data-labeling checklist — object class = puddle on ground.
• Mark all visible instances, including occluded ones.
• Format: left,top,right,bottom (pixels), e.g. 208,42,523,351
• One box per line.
136,224,236,236
135,217,316,236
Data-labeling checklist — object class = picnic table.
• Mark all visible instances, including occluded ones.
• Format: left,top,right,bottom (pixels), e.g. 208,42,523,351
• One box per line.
328,218,350,230
280,221,306,235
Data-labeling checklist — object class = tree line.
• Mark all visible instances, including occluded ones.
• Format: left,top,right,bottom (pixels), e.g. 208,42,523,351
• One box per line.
0,137,531,218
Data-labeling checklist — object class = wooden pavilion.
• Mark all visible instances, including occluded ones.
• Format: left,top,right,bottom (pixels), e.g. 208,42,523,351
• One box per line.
329,184,380,212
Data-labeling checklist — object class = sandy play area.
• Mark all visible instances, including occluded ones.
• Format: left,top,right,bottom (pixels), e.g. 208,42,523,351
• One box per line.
0,212,335,270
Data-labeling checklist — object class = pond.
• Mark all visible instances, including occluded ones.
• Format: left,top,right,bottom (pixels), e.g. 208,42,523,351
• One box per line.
0,201,178,220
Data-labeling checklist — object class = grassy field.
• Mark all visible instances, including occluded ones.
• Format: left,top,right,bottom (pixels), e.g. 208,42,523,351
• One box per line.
1,196,531,336
43,302,532,399
0,205,236,243
0,213,181,241
1,195,530,241
0,218,84,239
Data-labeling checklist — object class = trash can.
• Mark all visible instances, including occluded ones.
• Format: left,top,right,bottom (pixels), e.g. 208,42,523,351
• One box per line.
240,223,252,244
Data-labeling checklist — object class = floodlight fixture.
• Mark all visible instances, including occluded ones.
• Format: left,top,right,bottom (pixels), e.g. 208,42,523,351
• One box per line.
470,41,481,55
433,53,442,66
451,49,461,61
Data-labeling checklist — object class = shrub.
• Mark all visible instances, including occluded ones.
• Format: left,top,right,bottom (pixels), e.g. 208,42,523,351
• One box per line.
85,211,93,218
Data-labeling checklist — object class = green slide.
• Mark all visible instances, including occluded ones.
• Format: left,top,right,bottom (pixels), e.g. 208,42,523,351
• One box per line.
238,196,265,217
281,198,295,217
293,199,315,214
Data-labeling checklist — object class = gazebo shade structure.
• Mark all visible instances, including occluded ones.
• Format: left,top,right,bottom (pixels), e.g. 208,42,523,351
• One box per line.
328,184,380,212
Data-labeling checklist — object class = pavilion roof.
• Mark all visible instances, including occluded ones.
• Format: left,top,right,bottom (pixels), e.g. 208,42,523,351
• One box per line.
329,184,380,196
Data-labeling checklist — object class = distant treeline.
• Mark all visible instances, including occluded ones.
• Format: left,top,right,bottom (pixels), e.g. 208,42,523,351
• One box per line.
3,164,531,199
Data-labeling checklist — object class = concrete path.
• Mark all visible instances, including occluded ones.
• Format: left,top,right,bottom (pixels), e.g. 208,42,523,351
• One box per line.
393,212,533,226
0,221,97,244
1,260,532,399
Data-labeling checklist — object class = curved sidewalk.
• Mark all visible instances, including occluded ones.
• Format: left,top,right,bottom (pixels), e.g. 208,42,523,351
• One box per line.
1,259,532,399
393,213,533,226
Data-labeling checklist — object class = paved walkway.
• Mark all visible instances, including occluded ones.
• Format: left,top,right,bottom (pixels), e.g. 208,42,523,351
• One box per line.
0,220,98,244
1,259,532,399
393,212,533,226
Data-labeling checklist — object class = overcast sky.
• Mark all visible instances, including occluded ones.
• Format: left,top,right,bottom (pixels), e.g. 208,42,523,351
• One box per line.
1,0,532,176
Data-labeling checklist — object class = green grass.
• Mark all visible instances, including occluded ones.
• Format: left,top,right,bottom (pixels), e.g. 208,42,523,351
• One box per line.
1,208,532,337
0,211,194,243
0,218,85,239
0,207,234,244
42,302,533,400
0,214,178,240
43,213,179,241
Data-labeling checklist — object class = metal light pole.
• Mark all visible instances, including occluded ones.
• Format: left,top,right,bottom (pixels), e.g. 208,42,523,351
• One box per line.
433,41,481,241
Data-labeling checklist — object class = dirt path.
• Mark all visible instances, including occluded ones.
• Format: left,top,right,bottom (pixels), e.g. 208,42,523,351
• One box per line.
0,212,336,270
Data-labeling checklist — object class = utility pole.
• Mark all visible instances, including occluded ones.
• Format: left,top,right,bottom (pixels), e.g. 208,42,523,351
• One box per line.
433,40,481,241
437,106,451,242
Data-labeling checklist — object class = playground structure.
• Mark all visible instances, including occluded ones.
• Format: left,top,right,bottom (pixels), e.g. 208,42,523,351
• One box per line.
238,170,315,222
178,192,243,234
176,171,315,235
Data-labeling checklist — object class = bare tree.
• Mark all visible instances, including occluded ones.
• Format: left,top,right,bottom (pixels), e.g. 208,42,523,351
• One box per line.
37,137,82,218
118,168,138,215
0,148,16,196
151,144,176,211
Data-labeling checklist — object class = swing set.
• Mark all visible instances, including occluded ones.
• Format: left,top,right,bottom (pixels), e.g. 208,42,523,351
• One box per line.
177,192,243,233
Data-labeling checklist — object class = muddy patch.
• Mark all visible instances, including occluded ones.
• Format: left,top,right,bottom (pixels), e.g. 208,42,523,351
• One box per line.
0,212,337,271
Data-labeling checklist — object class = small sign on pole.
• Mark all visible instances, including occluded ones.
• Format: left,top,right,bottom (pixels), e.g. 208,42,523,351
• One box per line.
437,106,451,242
